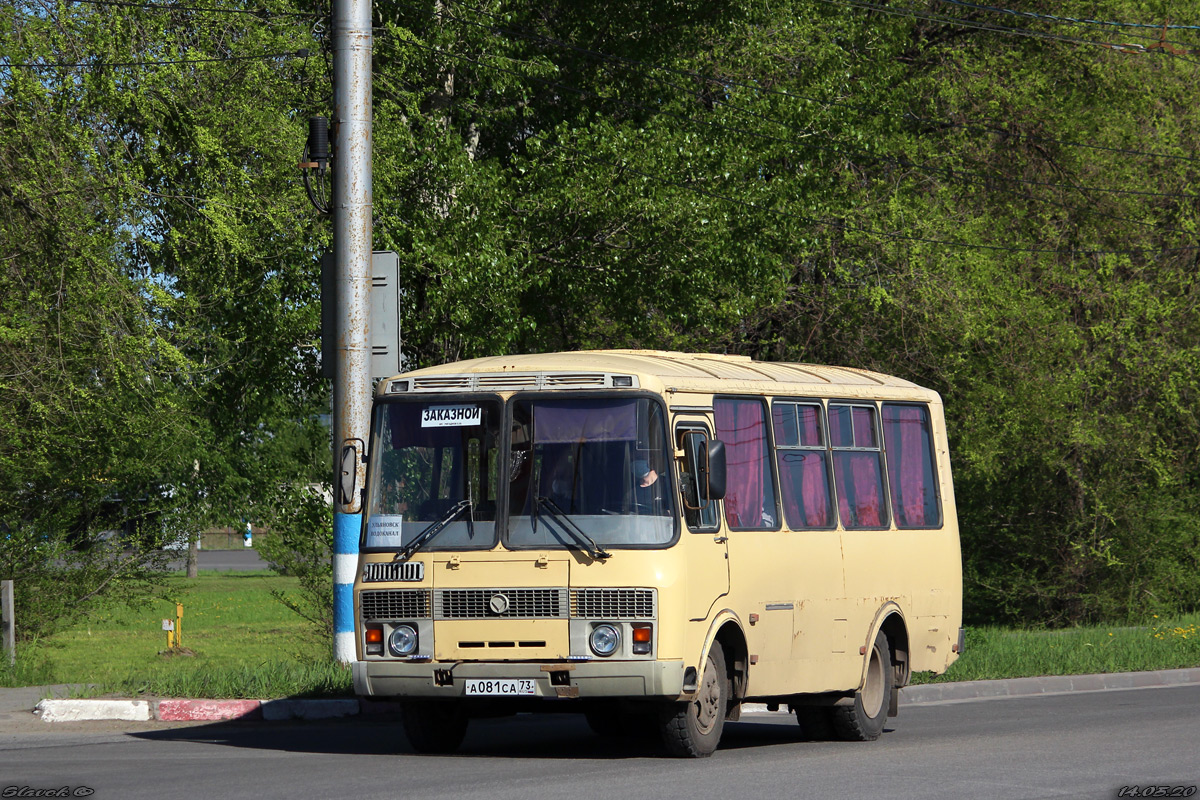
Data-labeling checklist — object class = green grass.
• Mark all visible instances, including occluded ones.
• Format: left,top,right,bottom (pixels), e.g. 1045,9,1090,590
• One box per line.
1,572,352,698
5,572,1198,697
912,615,1200,684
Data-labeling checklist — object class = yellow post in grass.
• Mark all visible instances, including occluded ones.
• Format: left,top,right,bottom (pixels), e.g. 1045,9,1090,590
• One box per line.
176,603,184,648
163,618,175,649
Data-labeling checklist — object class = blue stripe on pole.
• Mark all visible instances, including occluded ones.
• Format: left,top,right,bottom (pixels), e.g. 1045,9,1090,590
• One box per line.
333,512,360,639
334,512,361,555
333,580,354,634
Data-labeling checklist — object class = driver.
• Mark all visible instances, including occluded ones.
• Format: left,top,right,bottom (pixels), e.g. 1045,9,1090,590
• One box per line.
632,459,662,512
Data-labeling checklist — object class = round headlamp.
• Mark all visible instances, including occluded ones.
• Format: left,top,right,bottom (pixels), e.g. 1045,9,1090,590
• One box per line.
388,624,418,657
589,624,621,657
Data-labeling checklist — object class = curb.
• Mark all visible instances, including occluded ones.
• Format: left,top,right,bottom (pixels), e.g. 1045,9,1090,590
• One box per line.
897,666,1200,705
30,667,1200,722
739,666,1200,714
35,697,372,723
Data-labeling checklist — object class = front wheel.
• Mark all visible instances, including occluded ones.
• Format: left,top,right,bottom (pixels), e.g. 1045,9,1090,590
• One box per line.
659,642,727,757
831,630,892,741
401,701,469,754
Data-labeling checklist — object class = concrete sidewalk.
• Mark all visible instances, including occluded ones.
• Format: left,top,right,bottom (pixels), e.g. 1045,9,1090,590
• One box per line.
14,667,1200,723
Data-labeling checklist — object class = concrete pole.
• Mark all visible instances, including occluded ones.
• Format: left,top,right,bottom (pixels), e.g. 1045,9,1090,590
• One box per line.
2,580,13,666
331,0,372,663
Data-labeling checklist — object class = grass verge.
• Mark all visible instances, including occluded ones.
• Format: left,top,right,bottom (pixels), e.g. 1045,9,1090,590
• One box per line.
0,571,351,698
3,572,1198,696
911,615,1200,684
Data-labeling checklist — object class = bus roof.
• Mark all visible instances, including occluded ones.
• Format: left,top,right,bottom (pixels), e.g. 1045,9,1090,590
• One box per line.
384,350,936,399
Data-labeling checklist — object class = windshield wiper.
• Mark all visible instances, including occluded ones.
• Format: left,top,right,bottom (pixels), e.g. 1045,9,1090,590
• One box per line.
536,496,612,561
394,499,472,562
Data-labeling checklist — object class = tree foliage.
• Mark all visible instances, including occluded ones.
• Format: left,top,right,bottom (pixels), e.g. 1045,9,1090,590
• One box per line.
0,0,328,636
2,0,1197,629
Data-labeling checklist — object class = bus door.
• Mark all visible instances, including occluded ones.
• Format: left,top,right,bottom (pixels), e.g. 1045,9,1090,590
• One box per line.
675,420,729,621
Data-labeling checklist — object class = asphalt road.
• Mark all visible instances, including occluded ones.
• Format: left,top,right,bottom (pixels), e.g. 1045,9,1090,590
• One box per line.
1,685,1196,800
165,548,269,572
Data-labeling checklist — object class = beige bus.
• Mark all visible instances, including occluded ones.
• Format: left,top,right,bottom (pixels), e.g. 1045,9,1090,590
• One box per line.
352,350,963,756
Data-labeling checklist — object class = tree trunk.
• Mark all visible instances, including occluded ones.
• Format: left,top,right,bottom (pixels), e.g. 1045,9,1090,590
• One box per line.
186,533,199,578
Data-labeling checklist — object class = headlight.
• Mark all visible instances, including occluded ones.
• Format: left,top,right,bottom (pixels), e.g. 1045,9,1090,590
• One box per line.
388,624,418,657
589,624,620,657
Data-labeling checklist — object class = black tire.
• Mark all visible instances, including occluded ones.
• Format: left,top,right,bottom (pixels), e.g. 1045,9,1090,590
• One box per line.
832,630,892,742
659,642,727,757
585,705,657,740
793,705,835,741
401,701,469,754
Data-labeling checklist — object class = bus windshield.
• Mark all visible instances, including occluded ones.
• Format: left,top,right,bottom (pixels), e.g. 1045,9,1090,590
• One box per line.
364,399,502,551
507,397,675,548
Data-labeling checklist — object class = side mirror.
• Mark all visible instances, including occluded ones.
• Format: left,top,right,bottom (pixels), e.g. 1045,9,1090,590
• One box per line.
704,439,726,501
339,440,363,507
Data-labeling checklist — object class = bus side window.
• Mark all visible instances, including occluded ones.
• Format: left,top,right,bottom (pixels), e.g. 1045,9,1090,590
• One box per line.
678,428,719,531
829,403,889,529
882,403,942,528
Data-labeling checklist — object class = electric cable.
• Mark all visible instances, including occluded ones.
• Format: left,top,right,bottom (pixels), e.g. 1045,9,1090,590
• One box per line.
444,94,1195,258
933,0,1200,34
440,1,1200,164
392,32,1200,211
1,48,310,70
63,0,319,18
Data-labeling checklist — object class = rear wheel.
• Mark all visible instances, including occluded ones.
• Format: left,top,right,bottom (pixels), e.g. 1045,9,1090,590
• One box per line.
659,642,727,757
401,701,469,754
831,631,892,741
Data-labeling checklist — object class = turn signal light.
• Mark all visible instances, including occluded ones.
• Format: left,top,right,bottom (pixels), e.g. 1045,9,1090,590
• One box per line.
365,627,383,644
632,625,652,655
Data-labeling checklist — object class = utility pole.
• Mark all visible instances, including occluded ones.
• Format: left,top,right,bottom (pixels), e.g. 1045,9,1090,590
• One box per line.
331,0,372,663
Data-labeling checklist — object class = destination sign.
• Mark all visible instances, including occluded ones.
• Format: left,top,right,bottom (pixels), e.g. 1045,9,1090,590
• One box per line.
420,404,482,427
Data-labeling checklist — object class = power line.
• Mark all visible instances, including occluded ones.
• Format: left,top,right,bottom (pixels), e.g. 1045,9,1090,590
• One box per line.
393,34,1200,226
1,48,309,69
530,128,1198,257
933,0,1200,34
809,0,1200,59
441,1,1200,165
63,0,318,18
441,91,1194,258
900,113,1200,165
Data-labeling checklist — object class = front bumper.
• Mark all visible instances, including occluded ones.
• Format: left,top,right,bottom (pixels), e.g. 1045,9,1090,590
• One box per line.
353,659,686,700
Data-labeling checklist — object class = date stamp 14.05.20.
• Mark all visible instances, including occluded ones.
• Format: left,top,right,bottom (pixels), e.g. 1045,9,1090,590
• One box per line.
1117,788,1197,798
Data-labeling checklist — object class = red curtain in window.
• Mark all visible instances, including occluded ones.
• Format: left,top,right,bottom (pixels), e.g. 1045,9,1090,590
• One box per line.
883,405,935,527
715,399,766,529
832,406,884,527
777,407,830,528
836,454,883,527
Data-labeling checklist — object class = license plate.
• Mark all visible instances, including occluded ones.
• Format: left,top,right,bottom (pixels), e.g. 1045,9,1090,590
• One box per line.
464,678,537,696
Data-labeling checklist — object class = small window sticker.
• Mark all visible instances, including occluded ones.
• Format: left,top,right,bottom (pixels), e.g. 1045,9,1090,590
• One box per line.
365,514,406,548
421,404,482,427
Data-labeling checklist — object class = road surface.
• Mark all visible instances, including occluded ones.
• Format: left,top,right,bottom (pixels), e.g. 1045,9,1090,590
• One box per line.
0,684,1195,800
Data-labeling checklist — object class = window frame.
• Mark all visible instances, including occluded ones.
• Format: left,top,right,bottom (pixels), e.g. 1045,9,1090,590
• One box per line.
500,390,681,552
675,420,722,533
828,400,891,531
880,402,944,530
712,395,781,533
362,393,506,553
770,399,838,531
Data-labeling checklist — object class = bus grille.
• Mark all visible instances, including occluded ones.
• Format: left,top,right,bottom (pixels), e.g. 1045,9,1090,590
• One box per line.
434,588,568,619
570,588,656,619
360,589,431,620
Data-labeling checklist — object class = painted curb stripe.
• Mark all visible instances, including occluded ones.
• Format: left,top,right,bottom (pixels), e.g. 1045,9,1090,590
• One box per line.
157,699,263,721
